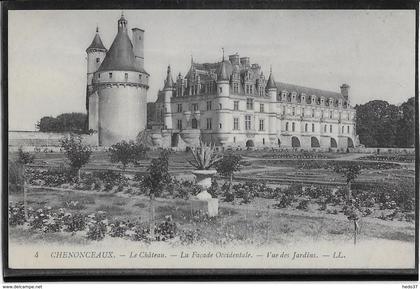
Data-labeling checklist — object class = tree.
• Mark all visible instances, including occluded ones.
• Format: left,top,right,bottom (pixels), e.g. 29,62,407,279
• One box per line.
17,147,34,165
142,150,171,239
215,153,242,186
60,134,92,180
334,163,361,201
396,97,415,148
37,113,87,133
108,140,148,171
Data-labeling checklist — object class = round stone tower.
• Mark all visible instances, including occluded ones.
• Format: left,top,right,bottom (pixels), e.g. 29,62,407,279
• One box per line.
92,14,149,146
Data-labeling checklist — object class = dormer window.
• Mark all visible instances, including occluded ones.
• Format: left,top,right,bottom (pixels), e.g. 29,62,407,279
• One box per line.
96,58,100,63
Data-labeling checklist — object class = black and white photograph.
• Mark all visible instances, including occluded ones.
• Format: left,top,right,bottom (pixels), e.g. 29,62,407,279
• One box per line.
3,4,418,281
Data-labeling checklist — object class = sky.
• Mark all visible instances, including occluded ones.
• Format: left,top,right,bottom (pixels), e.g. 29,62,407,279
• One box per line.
8,10,415,131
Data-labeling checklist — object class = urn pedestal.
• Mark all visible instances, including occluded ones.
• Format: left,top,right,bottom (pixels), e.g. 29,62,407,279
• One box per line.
190,169,218,217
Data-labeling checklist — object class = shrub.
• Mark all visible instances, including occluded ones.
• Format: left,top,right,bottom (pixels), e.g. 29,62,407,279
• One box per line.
8,161,24,193
296,199,309,210
17,148,35,164
86,211,108,241
62,213,86,232
60,134,92,178
273,194,295,209
8,202,26,226
155,216,177,241
108,140,148,170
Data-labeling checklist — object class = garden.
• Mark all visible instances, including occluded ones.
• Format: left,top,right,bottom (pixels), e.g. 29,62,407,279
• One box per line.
8,135,416,246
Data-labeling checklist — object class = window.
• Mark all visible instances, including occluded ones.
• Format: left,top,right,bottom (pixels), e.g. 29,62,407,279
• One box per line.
233,118,239,130
249,85,253,94
98,73,100,79
312,109,315,117
139,74,142,80
259,86,264,96
312,123,315,132
283,106,286,115
192,103,198,111
292,122,295,132
324,124,327,132
206,118,212,130
206,101,212,111
329,111,333,119
292,107,295,116
342,126,344,134
219,123,222,129
219,87,222,93
245,84,253,94
330,125,332,133
234,101,239,111
286,122,289,131
219,103,222,109
191,118,198,129
109,72,112,78
233,137,236,143
177,119,182,130
305,123,308,132
347,126,350,134
259,119,264,131
260,103,264,113
246,98,253,110
263,138,265,145
245,115,252,130
302,109,305,117
124,73,128,80
348,113,350,120
177,104,182,113
233,83,239,93
96,58,100,63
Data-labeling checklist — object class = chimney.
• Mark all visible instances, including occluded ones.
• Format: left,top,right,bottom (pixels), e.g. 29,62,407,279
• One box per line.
240,57,250,67
340,83,350,99
229,53,240,65
132,28,144,68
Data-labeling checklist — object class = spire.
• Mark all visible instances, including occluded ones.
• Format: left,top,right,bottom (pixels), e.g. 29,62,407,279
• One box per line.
164,65,174,90
118,11,128,33
266,65,276,90
86,27,106,52
217,49,229,82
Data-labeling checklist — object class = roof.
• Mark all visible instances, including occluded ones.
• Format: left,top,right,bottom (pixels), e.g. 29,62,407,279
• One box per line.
163,66,174,89
266,69,276,89
86,31,107,52
98,28,145,73
276,82,344,100
217,60,230,81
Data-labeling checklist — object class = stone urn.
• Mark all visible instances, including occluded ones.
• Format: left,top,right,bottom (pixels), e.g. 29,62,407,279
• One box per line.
191,169,218,216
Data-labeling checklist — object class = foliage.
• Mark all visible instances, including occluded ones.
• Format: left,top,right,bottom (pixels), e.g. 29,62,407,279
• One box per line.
8,160,24,193
334,163,361,184
215,154,242,180
8,202,26,226
17,148,35,165
108,140,148,170
86,211,108,241
207,179,220,198
355,98,414,147
142,150,171,198
37,113,87,133
60,134,92,172
188,141,222,170
62,213,86,233
155,216,177,241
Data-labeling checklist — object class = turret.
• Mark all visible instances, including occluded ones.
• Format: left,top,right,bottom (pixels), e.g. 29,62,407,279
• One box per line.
340,83,350,100
132,28,144,69
86,26,107,92
216,49,230,97
163,65,174,129
266,66,277,102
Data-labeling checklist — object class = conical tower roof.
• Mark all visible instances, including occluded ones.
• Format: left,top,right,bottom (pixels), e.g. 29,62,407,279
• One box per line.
266,66,276,89
86,27,107,52
163,65,174,90
217,52,230,82
98,16,144,72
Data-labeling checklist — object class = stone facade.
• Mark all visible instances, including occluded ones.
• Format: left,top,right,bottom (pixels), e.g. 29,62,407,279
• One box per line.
86,15,149,146
150,53,358,150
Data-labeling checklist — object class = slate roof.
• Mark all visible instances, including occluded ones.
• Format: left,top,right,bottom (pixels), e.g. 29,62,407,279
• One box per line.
217,60,230,81
276,82,344,100
163,66,174,89
98,27,146,73
86,31,107,52
266,70,276,89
